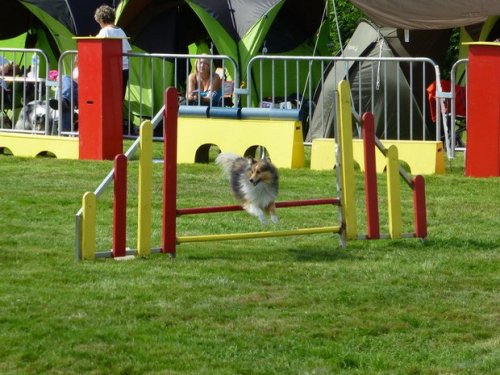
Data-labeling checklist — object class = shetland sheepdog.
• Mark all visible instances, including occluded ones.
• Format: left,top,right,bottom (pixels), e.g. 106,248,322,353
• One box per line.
215,153,279,224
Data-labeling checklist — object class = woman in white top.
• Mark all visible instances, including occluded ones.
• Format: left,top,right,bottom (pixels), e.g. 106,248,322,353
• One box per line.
94,5,132,99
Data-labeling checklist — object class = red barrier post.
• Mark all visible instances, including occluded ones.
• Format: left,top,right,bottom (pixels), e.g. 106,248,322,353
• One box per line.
162,88,179,256
362,112,380,239
113,154,127,257
465,42,500,177
412,175,427,239
77,38,123,160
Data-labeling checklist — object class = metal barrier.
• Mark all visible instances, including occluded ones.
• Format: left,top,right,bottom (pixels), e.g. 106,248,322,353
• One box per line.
54,50,79,136
0,48,52,134
2,48,466,158
121,53,445,145
123,52,239,136
244,55,443,143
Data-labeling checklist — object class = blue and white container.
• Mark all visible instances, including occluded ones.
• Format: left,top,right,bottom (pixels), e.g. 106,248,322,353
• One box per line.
30,53,39,78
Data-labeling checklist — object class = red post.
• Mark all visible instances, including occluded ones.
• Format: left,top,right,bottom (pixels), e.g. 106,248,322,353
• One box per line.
113,154,127,257
465,42,500,177
412,175,427,239
162,88,179,256
77,38,123,160
362,112,380,239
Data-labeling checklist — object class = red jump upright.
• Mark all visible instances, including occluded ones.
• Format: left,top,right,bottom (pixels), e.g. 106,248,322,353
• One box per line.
162,88,179,256
362,112,380,239
77,37,123,160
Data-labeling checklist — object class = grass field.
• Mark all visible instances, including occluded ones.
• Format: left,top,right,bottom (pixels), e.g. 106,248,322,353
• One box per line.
0,148,499,374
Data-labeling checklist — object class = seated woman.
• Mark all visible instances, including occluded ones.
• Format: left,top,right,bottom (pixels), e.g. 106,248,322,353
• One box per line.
186,56,222,106
0,58,21,128
49,60,79,132
0,57,21,95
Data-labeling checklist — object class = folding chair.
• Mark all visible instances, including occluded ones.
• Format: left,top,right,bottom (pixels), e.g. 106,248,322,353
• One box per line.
219,79,234,107
215,67,235,107
427,79,467,152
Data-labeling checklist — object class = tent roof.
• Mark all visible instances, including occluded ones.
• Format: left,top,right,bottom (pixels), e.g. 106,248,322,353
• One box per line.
349,0,500,30
22,0,111,35
0,0,31,39
0,0,114,41
117,1,206,53
190,0,281,41
188,0,325,42
117,0,327,54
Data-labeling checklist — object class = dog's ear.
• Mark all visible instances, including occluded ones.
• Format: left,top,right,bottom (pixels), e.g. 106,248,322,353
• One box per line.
246,156,257,165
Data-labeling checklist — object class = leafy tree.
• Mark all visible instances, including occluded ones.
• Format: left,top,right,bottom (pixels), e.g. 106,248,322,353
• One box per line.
327,0,363,54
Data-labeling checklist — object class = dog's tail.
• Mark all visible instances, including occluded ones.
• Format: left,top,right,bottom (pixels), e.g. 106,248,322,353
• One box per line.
215,152,241,178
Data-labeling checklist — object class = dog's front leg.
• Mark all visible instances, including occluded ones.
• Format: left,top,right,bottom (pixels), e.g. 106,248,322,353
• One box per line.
244,204,268,225
257,211,268,225
267,203,279,224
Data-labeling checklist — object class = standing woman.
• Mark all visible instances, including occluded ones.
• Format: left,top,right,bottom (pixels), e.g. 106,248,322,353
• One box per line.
94,5,132,99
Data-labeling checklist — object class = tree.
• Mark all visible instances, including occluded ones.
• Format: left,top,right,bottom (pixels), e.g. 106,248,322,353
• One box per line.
327,0,363,54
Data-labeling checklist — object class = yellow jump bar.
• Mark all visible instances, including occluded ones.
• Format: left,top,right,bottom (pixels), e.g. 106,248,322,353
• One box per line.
177,226,341,243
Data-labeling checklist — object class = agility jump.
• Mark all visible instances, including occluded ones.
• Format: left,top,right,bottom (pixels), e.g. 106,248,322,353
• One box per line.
76,81,427,260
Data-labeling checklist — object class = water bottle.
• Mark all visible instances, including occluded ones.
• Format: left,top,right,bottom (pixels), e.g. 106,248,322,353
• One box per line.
31,53,39,78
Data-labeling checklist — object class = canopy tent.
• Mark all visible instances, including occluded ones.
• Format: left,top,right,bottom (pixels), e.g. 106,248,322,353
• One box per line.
348,0,500,83
349,0,500,30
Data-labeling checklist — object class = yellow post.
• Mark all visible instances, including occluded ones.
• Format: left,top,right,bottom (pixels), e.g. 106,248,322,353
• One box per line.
386,145,402,239
81,192,96,260
337,80,357,240
137,121,153,256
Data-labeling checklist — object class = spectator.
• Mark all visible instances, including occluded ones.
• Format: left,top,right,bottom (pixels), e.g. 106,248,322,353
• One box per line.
94,4,132,99
0,57,21,127
186,56,222,106
50,4,132,131
0,56,19,93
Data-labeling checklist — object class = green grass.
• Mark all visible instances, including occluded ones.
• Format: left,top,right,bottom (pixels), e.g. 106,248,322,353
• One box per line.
0,149,499,374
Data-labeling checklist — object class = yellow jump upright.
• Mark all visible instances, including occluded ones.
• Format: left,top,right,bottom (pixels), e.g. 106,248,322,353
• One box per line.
386,145,402,239
81,192,97,260
137,121,153,256
337,80,357,240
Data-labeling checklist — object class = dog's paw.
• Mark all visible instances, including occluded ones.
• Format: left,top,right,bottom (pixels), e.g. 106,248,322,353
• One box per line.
271,215,279,224
258,217,268,225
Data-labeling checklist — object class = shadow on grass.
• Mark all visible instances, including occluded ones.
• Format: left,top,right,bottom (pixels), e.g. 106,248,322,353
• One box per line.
287,247,358,262
424,237,500,250
183,250,357,263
